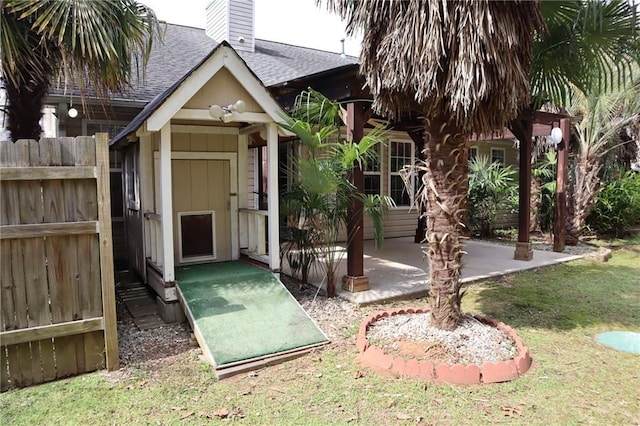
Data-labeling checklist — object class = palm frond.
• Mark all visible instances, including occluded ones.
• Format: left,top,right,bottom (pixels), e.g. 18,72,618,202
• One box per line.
322,0,544,135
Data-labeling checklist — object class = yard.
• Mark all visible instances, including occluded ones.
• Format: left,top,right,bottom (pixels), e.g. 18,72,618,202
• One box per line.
1,236,639,425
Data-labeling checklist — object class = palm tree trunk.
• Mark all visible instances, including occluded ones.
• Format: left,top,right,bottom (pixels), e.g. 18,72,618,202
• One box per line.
567,154,602,243
530,177,542,233
423,115,469,331
4,60,51,142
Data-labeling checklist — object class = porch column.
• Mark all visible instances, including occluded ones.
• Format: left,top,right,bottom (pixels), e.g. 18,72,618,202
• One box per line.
343,102,369,292
266,122,280,272
553,118,571,252
509,113,534,261
159,123,175,281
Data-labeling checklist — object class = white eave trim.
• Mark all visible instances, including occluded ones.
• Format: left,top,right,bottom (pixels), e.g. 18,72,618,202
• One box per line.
145,45,289,134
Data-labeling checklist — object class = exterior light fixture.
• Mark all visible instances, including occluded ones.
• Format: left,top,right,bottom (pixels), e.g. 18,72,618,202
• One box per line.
208,100,246,121
550,126,563,145
68,107,78,118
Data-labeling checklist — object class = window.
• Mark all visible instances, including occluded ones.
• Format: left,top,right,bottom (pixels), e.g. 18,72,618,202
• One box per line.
84,120,128,138
491,147,505,165
364,143,381,196
178,211,216,263
389,141,414,206
469,146,479,162
124,146,139,210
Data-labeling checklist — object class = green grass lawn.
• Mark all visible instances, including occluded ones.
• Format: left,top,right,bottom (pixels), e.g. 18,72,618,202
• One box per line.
2,237,639,425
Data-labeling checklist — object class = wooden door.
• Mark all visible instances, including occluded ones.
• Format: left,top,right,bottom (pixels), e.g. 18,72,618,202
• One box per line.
172,159,232,263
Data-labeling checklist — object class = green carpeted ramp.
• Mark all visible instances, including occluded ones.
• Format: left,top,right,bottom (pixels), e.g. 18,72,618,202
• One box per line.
176,262,328,374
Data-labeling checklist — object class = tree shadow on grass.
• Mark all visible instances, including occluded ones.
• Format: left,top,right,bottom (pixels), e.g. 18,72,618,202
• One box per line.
467,252,640,331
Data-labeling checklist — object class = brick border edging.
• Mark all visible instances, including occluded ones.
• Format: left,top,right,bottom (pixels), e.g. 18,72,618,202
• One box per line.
356,308,532,384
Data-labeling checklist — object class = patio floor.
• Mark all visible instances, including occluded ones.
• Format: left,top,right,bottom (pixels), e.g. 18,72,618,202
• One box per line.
294,237,583,305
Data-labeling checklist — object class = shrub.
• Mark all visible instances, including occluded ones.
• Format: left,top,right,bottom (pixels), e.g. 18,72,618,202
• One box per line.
586,172,640,236
467,156,517,237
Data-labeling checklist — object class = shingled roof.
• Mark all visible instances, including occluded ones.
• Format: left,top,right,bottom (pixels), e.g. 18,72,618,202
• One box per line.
49,23,358,103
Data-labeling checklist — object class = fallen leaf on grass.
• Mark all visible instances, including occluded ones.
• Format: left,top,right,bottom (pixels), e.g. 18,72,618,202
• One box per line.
213,408,230,418
500,405,523,417
269,386,286,394
353,370,363,379
171,406,185,411
180,411,194,419
396,412,411,420
197,410,211,419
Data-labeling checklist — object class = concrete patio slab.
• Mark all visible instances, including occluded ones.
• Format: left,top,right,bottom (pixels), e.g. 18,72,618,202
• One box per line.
293,237,583,305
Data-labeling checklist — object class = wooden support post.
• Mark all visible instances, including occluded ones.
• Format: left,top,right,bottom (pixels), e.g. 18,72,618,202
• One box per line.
509,115,534,261
95,133,119,371
266,122,280,272
159,124,175,282
553,118,570,252
343,102,369,292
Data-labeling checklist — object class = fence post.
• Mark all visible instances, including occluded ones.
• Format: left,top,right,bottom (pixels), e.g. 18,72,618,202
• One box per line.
95,133,119,371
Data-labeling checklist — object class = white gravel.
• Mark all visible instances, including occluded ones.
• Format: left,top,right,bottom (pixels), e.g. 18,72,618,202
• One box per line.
366,313,518,365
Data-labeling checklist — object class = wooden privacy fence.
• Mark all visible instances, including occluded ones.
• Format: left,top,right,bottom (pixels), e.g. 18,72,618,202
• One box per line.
0,134,117,391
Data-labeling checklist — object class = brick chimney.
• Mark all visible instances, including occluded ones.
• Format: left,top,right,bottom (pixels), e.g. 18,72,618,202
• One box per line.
206,0,255,53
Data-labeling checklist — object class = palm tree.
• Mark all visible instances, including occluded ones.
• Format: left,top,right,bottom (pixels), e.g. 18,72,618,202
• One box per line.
1,0,162,141
326,0,544,330
279,89,393,297
565,79,640,243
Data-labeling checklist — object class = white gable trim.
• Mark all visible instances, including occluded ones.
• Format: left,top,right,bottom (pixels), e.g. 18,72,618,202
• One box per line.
146,45,287,132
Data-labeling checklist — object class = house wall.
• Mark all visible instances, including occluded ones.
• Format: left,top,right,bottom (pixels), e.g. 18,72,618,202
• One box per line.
150,130,242,266
183,68,262,113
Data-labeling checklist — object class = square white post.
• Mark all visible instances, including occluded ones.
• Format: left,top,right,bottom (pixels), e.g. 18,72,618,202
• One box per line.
266,122,280,272
159,123,175,281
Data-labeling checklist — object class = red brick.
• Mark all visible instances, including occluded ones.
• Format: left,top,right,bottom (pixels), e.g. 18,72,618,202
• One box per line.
449,364,481,385
515,348,532,375
435,364,453,383
406,308,415,314
356,334,369,352
481,360,518,384
419,361,434,380
403,359,421,378
391,356,406,375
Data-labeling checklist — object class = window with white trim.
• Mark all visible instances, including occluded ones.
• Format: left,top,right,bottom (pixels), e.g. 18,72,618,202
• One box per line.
389,140,414,206
124,145,139,210
469,146,479,162
491,147,505,165
363,143,381,196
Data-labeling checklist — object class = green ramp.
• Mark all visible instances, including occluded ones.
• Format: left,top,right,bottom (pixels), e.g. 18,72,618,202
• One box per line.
176,262,328,373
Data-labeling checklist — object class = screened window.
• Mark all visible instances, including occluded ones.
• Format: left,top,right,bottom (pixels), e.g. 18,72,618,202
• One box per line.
491,147,505,165
389,141,413,206
364,143,381,196
469,146,479,162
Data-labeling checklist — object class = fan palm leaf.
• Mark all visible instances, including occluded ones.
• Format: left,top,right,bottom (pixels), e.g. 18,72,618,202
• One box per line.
1,0,162,140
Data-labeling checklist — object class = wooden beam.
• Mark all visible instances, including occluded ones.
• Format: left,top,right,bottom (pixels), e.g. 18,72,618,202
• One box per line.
171,124,239,135
509,114,534,261
0,221,98,239
239,123,266,135
0,166,95,181
346,102,368,279
96,133,119,371
554,118,571,252
0,318,103,346
173,109,273,123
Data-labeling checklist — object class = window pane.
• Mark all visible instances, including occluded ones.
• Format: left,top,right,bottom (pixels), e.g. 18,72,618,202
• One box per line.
390,141,411,173
364,175,381,196
469,147,478,161
181,214,214,258
390,175,410,206
491,149,505,165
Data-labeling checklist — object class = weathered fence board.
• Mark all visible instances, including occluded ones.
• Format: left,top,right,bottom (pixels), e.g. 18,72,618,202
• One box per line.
0,134,117,391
